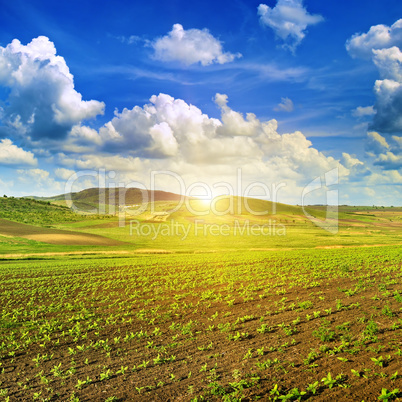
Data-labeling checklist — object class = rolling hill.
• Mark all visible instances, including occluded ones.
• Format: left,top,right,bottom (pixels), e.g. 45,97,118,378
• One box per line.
0,196,87,226
13,187,402,225
32,187,189,213
1,190,401,250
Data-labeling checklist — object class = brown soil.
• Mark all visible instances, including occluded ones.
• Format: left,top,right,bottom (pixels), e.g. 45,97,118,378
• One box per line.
316,243,402,249
0,250,132,259
0,251,401,401
0,218,126,246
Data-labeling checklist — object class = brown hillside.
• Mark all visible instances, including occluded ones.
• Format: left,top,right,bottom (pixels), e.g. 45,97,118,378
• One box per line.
59,187,188,206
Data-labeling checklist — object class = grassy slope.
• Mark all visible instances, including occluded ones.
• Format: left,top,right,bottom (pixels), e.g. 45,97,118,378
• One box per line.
0,197,123,255
61,199,402,251
2,194,401,255
34,187,188,213
0,197,87,226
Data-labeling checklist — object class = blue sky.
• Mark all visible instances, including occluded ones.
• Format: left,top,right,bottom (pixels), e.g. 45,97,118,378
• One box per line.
0,0,401,205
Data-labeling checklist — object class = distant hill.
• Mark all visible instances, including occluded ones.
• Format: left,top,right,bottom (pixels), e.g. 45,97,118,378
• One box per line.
17,187,401,226
23,188,334,220
37,187,185,203
29,187,189,213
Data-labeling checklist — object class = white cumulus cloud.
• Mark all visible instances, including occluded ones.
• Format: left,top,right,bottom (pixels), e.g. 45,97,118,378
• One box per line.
374,151,402,169
0,138,37,166
16,168,63,192
17,168,49,181
151,24,241,66
346,19,402,59
366,132,402,170
352,106,375,118
372,46,402,81
366,131,390,154
258,0,323,51
347,20,402,133
341,153,364,169
0,36,105,141
54,167,76,181
372,78,402,133
64,92,347,199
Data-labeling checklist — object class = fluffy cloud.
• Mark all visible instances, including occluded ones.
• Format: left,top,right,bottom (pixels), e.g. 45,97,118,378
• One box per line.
70,125,103,146
346,19,402,59
17,168,49,181
364,131,402,170
62,92,346,201
258,0,323,51
0,138,37,166
54,167,76,181
341,152,370,179
370,46,402,132
274,97,294,112
352,106,375,118
151,24,241,65
215,93,262,137
0,38,348,201
347,21,402,133
147,122,179,157
372,46,402,81
372,78,402,133
342,153,364,169
0,36,105,141
366,131,389,154
365,132,402,170
98,93,222,159
16,168,64,193
367,170,402,185
373,151,402,169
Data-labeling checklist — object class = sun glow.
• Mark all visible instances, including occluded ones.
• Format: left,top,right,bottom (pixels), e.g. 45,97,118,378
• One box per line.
199,197,213,207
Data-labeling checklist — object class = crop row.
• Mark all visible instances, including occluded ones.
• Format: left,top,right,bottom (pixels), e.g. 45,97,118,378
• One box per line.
0,246,401,400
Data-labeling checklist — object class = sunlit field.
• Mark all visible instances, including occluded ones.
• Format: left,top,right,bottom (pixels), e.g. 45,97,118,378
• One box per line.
0,247,401,401
0,197,402,401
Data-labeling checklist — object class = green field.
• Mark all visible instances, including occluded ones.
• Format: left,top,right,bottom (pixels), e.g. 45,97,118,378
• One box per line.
1,195,401,256
0,195,401,401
